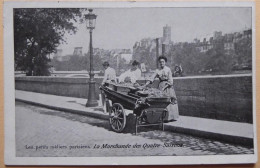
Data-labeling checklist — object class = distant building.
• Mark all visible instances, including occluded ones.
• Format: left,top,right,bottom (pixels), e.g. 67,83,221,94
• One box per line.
243,29,252,38
121,49,132,54
213,31,222,40
133,38,156,53
224,42,235,50
196,43,213,53
53,47,83,62
89,47,133,62
194,37,213,53
194,38,200,43
233,32,243,42
107,48,133,65
162,25,171,44
73,47,83,56
133,42,141,48
93,48,110,58
209,37,214,44
140,38,153,48
224,33,235,53
53,55,71,62
121,53,133,64
194,29,252,54
110,49,131,55
133,25,173,57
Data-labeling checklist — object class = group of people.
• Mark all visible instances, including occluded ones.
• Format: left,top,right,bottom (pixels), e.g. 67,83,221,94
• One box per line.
101,60,141,85
101,56,179,122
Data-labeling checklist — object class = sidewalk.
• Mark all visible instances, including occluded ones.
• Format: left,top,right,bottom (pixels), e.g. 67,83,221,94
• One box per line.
15,90,254,147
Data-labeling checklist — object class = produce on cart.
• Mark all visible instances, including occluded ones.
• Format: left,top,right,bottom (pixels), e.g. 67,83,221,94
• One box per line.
100,82,176,134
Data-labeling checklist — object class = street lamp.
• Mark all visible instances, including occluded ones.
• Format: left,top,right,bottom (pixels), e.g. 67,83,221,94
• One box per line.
85,9,98,107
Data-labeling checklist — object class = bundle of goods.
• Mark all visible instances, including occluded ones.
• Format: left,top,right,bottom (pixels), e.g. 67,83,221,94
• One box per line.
109,82,140,93
117,82,134,88
116,82,141,89
137,88,169,98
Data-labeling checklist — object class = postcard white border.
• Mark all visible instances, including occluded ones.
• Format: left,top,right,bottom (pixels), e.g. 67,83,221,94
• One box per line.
4,1,257,165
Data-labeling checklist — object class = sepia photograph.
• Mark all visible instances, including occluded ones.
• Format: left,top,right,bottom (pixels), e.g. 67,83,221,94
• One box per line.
4,1,257,165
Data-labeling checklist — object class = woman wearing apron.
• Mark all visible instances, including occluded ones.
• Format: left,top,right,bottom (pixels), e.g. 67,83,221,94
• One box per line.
145,56,179,122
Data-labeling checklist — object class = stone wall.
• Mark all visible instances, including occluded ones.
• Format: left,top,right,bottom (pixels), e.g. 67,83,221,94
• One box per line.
174,75,252,123
15,74,253,123
15,77,103,99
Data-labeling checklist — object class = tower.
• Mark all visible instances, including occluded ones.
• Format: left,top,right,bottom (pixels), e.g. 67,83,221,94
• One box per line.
163,24,171,44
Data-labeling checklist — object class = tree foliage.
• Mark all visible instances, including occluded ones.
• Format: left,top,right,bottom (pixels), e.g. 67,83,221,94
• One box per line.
132,37,252,75
51,52,129,76
133,45,157,71
14,8,86,76
166,43,206,74
235,37,252,65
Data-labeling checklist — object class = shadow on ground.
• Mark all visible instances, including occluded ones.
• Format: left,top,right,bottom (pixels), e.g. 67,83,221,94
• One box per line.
66,100,86,107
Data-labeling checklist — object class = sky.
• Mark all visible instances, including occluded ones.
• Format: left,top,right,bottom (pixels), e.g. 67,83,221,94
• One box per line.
58,7,252,56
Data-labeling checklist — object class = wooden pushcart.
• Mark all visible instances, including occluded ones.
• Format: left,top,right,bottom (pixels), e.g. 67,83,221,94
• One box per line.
100,83,174,134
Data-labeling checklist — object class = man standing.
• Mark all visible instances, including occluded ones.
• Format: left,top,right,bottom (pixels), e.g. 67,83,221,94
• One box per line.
101,61,116,113
102,61,116,85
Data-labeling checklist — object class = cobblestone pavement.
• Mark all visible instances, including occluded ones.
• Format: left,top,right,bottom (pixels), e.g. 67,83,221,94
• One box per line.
16,102,254,157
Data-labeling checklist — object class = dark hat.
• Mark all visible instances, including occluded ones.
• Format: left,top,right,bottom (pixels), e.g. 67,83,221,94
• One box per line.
102,61,109,66
132,60,139,66
158,56,167,62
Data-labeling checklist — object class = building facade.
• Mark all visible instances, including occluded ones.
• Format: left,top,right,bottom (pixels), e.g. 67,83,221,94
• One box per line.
73,47,83,56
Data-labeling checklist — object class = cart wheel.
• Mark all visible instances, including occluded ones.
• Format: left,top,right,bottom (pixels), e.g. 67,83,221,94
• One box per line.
109,103,126,132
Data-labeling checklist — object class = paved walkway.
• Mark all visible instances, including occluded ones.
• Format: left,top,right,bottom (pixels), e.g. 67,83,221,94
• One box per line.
15,90,254,146
16,102,254,157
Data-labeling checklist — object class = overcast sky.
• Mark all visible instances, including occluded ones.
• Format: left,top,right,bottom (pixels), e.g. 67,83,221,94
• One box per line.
58,7,252,55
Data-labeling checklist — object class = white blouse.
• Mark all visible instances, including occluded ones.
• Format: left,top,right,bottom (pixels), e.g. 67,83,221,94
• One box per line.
102,67,116,84
149,66,173,85
118,68,142,83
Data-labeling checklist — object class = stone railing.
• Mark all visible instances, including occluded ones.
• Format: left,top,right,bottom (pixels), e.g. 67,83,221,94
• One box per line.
15,74,253,123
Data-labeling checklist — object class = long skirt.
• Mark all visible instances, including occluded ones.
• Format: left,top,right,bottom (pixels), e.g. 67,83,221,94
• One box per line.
158,81,179,121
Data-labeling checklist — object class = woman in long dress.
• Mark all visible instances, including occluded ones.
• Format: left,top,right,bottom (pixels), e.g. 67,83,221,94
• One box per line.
145,56,179,122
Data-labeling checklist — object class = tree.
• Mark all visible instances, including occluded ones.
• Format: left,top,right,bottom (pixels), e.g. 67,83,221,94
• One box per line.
84,52,103,71
203,40,235,74
14,8,86,76
235,37,252,66
166,42,206,75
133,45,157,71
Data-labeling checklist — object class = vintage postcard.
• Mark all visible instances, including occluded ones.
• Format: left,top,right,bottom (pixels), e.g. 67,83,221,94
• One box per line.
4,1,257,165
